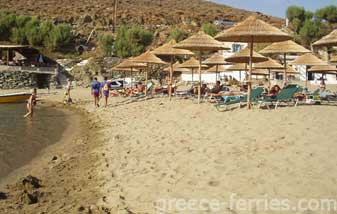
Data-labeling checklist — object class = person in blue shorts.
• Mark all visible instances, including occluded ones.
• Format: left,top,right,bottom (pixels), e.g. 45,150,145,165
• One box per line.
91,77,101,107
101,76,111,107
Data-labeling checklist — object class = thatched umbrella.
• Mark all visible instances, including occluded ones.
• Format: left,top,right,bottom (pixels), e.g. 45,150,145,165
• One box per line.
260,40,310,84
178,57,208,82
308,65,337,75
174,31,227,103
253,57,283,90
290,53,326,88
225,47,268,85
163,62,190,73
114,57,147,86
226,63,248,81
215,15,291,109
313,29,337,47
202,53,228,81
132,51,167,96
152,40,194,99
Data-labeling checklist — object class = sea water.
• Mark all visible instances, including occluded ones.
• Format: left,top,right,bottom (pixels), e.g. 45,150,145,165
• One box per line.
0,103,69,178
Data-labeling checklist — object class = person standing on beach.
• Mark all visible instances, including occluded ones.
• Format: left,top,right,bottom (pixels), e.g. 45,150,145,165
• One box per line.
24,88,37,118
101,77,111,108
91,77,101,107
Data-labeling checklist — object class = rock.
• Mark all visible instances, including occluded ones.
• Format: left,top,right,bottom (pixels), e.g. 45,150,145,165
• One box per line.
21,191,39,204
0,192,7,200
83,14,93,23
51,156,58,161
21,175,41,190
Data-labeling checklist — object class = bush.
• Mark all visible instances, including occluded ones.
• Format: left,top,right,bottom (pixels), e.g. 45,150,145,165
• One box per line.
202,23,219,37
10,27,27,44
99,34,114,56
115,25,154,58
47,24,73,51
168,27,188,42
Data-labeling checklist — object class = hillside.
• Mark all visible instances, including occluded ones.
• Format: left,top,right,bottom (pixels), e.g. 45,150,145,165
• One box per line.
0,0,284,38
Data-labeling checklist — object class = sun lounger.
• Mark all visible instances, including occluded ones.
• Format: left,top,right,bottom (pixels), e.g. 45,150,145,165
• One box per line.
215,87,264,111
258,85,300,109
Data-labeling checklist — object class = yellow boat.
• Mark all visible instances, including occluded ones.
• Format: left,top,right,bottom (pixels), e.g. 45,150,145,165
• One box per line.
0,92,31,104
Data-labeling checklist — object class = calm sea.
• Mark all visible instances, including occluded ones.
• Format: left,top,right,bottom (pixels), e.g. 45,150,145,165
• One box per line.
0,103,69,178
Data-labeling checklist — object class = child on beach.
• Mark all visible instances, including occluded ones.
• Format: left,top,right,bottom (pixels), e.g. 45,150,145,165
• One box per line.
24,88,37,118
91,77,101,107
101,77,111,107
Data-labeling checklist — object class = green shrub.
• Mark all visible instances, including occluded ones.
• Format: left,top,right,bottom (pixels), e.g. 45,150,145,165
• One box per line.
99,34,114,56
47,24,73,51
168,27,188,42
202,23,219,37
10,27,27,44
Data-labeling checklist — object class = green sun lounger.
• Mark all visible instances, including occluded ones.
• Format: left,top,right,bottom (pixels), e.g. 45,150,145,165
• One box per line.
215,87,264,111
258,86,300,109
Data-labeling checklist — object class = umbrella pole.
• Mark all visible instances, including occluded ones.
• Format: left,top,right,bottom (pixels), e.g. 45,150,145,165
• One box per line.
216,65,219,82
268,69,271,91
169,56,174,100
248,40,253,110
284,53,287,85
145,64,149,96
131,67,133,89
198,51,202,104
192,68,194,83
305,66,308,89
239,70,242,82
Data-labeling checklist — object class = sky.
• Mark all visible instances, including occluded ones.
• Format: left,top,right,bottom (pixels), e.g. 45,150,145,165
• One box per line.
213,0,337,18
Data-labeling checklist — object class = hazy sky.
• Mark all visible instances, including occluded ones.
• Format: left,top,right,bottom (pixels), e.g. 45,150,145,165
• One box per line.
213,0,337,18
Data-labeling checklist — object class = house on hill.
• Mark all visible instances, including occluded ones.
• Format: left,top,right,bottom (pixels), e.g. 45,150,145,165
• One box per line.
0,45,59,89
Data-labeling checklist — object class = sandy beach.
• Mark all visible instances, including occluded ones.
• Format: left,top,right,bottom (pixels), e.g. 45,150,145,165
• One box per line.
1,87,337,213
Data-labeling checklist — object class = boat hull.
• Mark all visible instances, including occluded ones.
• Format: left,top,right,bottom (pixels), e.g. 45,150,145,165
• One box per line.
0,93,31,104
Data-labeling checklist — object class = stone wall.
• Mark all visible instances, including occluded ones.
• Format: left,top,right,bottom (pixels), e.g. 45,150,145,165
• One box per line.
0,71,36,89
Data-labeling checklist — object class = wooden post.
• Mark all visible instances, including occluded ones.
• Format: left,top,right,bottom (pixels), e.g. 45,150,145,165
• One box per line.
145,64,149,96
283,53,287,85
191,68,194,83
216,65,219,82
247,40,253,110
130,67,133,88
169,56,173,100
305,65,308,89
198,51,202,104
268,68,271,91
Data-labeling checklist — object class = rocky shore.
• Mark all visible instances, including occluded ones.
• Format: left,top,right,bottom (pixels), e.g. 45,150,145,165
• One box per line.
0,71,36,89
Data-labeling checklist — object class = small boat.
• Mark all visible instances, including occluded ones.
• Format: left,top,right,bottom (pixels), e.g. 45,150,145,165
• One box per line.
0,92,31,104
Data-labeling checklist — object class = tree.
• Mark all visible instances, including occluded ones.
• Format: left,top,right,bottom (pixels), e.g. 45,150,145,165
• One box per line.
47,24,73,51
168,27,188,42
114,25,153,58
286,6,306,22
202,23,219,37
299,19,327,47
10,27,27,44
316,5,337,23
99,34,114,56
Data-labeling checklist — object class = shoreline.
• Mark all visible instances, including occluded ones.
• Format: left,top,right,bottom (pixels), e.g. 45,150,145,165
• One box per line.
0,90,109,213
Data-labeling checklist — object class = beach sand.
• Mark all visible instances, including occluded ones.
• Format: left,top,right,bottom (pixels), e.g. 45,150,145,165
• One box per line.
1,87,337,213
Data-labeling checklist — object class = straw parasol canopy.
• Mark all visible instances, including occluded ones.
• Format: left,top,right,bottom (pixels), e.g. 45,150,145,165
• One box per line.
259,40,310,84
290,53,326,88
253,57,283,69
174,31,227,51
226,47,267,63
308,65,337,74
205,65,229,73
260,40,310,54
132,51,167,95
111,66,140,72
203,53,227,65
253,58,283,89
179,57,208,82
203,53,228,81
151,39,194,56
174,31,228,103
215,15,292,109
251,69,269,75
113,57,147,86
313,29,337,47
290,53,326,66
163,62,190,73
226,63,248,71
152,39,194,99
